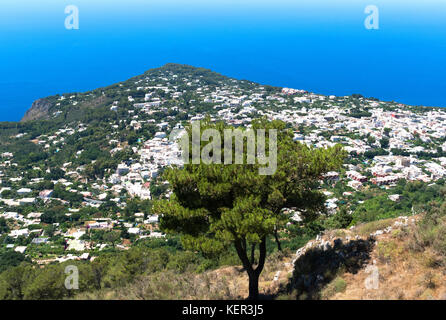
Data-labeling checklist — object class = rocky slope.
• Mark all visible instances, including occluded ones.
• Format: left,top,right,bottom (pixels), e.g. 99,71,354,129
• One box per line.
269,214,446,300
21,98,52,122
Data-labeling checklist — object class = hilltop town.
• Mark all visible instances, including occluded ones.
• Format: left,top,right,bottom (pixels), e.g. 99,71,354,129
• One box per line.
1,64,446,298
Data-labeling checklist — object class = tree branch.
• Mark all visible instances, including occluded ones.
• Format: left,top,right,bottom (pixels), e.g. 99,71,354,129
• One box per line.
234,239,254,273
254,236,267,277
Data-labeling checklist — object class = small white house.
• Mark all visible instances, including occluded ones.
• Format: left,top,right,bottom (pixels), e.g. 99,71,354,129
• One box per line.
128,227,140,235
17,188,32,195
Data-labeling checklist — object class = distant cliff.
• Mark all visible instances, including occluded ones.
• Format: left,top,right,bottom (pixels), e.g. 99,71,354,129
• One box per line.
21,98,52,122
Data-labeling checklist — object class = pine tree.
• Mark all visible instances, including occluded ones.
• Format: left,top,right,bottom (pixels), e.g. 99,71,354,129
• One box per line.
153,118,346,299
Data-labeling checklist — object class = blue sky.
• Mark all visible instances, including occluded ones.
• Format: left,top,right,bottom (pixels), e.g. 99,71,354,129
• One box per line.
0,0,445,121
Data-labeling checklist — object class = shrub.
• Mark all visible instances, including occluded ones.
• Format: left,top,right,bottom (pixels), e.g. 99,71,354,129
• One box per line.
321,277,347,299
377,241,401,263
408,202,446,265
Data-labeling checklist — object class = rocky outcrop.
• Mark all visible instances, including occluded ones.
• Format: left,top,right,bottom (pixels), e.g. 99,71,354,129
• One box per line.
21,98,52,122
285,216,417,299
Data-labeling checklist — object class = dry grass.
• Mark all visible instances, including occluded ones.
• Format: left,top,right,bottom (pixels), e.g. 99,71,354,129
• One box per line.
331,228,446,300
352,218,395,237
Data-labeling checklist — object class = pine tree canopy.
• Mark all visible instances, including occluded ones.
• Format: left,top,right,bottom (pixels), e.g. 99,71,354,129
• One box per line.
153,117,346,299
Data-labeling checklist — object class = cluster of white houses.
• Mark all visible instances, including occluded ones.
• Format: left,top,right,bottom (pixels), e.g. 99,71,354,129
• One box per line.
3,68,446,263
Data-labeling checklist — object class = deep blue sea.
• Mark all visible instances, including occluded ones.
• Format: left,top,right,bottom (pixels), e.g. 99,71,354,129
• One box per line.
0,0,445,121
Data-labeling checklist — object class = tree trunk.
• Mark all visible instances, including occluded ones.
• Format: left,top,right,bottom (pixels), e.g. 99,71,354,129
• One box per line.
250,244,256,265
274,228,282,252
247,271,259,300
234,237,267,300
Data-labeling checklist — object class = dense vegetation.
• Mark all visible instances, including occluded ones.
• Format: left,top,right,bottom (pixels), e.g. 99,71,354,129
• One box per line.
0,237,245,300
